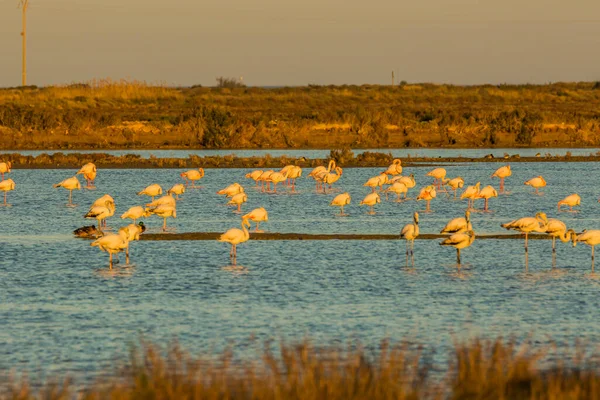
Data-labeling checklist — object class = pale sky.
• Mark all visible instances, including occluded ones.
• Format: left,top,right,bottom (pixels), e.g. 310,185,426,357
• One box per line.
0,0,599,87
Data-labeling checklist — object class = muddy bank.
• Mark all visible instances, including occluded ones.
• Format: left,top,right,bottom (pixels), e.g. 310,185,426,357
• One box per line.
2,150,600,169
76,232,549,241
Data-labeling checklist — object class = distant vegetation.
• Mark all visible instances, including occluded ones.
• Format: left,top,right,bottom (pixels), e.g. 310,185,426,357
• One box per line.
1,79,600,149
4,337,600,399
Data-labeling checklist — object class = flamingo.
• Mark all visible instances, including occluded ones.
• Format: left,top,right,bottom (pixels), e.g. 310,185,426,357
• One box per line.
330,192,351,216
491,165,511,193
310,161,335,191
137,184,163,201
460,182,480,211
217,183,244,197
383,159,403,176
440,230,476,266
416,185,437,212
386,182,408,202
363,173,389,193
545,218,576,255
258,171,274,192
167,184,186,200
121,222,145,264
426,168,446,190
242,207,268,232
477,185,498,212
573,230,600,272
557,193,581,212
524,176,546,195
389,174,416,198
53,176,81,206
279,165,294,186
268,170,290,193
501,212,548,257
147,193,177,209
440,210,472,234
0,161,12,180
77,162,97,189
0,178,15,206
245,170,263,187
146,204,176,231
400,211,419,267
360,192,381,215
91,194,115,209
444,177,464,199
287,166,303,192
218,218,251,265
321,167,343,193
180,168,205,188
121,206,149,224
227,192,248,213
84,201,115,233
90,227,129,269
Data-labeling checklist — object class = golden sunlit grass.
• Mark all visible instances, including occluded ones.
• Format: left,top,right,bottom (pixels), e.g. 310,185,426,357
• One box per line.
4,337,600,399
1,81,600,149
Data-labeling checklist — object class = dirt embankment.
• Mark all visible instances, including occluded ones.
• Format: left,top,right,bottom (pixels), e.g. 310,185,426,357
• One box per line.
2,150,600,170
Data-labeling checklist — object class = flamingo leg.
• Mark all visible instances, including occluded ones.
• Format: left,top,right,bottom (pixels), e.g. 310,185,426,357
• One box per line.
163,217,167,232
457,248,461,266
525,232,529,253
426,200,431,212
411,240,415,266
592,246,595,273
109,253,113,269
126,246,130,265
484,199,489,212
405,241,409,266
500,177,504,193
3,191,7,206
552,236,556,253
68,190,73,206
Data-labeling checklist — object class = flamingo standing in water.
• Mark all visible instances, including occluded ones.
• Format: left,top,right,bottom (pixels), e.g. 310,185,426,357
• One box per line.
228,192,248,213
0,161,12,180
53,176,81,206
360,192,380,215
426,168,446,190
330,192,351,216
310,160,335,191
544,218,576,256
85,201,115,233
147,193,177,209
267,170,290,193
390,174,416,199
168,184,186,200
383,159,402,176
137,184,163,202
0,178,15,206
386,182,408,202
121,206,149,224
440,230,475,266
416,185,436,212
440,211,472,234
258,170,274,192
77,162,97,189
501,212,548,258
180,168,205,188
242,207,268,232
146,204,176,231
217,183,244,197
218,218,251,265
524,176,546,195
573,230,600,272
321,167,343,193
287,166,302,192
477,185,498,212
491,165,511,193
460,182,480,211
557,193,581,212
121,222,145,264
245,170,263,187
90,227,129,269
444,177,464,199
363,173,389,193
400,212,419,267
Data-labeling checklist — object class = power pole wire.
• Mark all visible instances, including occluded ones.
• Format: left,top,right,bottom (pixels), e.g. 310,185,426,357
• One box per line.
18,0,29,86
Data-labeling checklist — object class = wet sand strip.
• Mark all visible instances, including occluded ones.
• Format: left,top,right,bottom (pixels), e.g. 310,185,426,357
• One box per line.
135,232,550,241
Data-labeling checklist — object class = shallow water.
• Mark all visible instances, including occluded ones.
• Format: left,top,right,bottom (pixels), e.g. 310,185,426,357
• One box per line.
6,147,600,159
2,162,600,381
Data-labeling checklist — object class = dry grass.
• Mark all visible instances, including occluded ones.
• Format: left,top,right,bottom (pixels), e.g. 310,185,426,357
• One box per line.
3,337,600,399
1,82,600,149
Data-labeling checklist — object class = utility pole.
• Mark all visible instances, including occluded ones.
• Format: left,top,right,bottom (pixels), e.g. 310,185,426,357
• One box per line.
18,0,29,86
391,70,394,86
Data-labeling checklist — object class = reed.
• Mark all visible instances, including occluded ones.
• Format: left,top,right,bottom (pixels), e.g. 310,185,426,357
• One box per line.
3,337,600,399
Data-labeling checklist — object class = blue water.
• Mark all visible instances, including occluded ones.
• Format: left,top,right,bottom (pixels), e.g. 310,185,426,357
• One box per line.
2,162,600,382
3,147,600,159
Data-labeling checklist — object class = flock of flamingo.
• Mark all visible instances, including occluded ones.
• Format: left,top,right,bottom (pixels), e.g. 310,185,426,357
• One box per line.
1,157,599,270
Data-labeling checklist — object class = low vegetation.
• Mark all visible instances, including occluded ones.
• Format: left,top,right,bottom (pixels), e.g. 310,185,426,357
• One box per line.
1,80,600,150
3,337,600,399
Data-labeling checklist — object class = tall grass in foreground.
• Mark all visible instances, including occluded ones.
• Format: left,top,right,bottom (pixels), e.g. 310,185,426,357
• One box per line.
4,337,600,399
